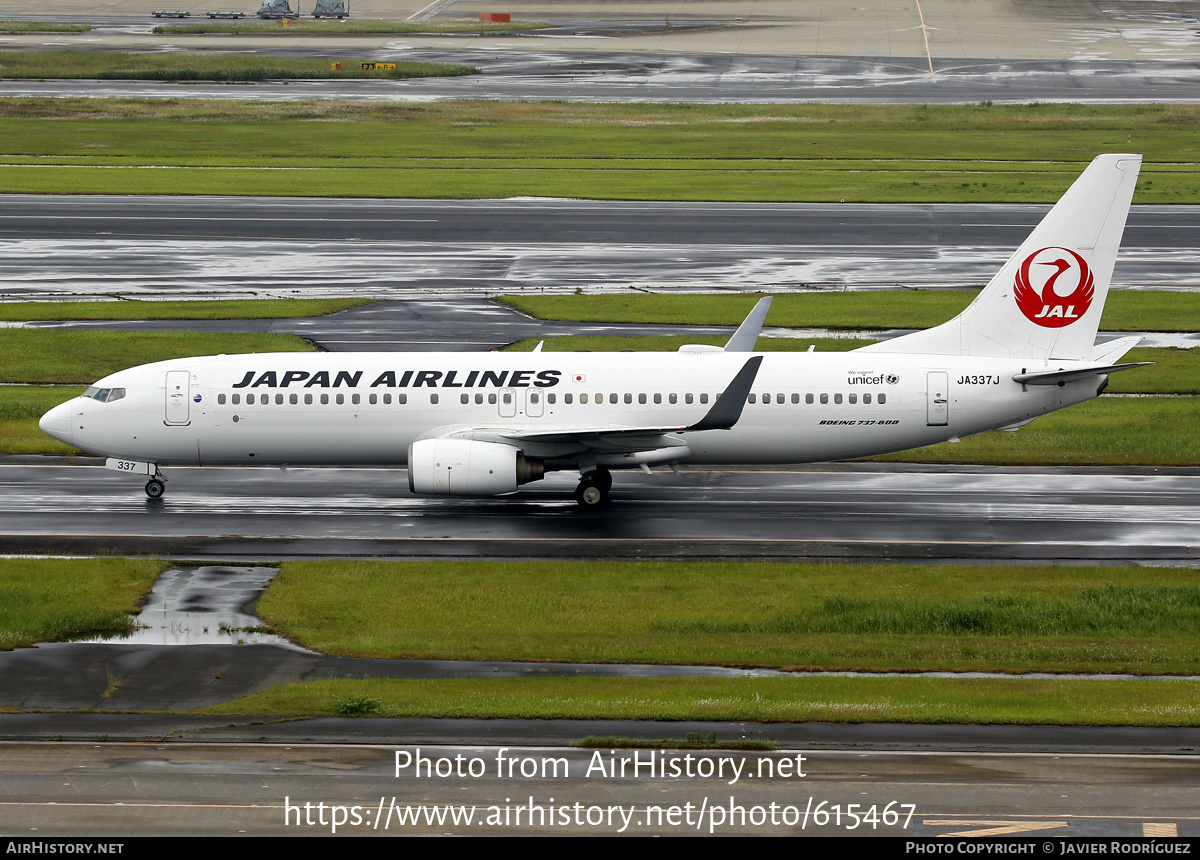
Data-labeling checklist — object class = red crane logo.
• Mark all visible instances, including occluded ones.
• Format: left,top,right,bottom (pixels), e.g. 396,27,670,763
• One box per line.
1014,247,1094,328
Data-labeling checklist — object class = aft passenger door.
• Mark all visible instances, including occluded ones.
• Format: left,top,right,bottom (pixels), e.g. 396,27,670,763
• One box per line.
926,371,949,426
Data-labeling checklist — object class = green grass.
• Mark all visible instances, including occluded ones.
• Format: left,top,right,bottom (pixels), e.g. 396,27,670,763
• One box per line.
200,675,1200,726
153,20,549,35
258,561,1200,674
0,329,318,384
498,291,1200,333
0,386,84,455
0,298,373,322
0,50,477,81
1,101,1199,200
0,557,167,650
0,21,90,33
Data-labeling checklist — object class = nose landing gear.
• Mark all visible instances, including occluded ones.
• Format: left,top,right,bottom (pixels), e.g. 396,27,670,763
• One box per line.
145,472,167,499
574,468,612,508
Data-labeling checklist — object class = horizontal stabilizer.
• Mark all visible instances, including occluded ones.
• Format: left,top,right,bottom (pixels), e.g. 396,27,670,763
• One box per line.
1090,335,1142,364
1012,362,1151,386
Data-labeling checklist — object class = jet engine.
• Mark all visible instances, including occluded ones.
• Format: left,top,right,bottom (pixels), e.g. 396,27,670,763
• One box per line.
407,438,543,496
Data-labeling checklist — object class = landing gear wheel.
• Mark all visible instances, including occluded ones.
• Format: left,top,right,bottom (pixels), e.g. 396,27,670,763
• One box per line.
574,472,610,508
593,468,613,493
145,479,166,499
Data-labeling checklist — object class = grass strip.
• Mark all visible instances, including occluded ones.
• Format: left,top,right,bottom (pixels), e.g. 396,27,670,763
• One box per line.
0,50,477,81
497,292,1200,334
153,20,548,35
259,560,1200,674
1,101,1200,201
573,734,778,751
0,330,318,384
0,21,90,33
0,557,167,650
0,298,373,322
507,338,1195,395
199,676,1200,726
0,386,84,455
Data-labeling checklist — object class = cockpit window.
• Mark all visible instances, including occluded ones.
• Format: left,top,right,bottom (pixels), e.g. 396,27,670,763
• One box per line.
81,387,125,403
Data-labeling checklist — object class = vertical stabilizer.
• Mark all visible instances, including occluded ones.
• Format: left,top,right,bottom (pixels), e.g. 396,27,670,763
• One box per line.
857,154,1141,360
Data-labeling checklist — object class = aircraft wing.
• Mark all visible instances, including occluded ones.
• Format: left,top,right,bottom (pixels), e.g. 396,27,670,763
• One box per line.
434,356,763,455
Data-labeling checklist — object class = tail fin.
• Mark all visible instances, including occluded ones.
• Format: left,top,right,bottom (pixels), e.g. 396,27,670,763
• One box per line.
857,154,1141,361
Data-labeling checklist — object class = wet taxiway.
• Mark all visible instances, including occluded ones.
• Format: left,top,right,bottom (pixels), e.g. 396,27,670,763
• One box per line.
2,197,1198,299
3,463,1196,563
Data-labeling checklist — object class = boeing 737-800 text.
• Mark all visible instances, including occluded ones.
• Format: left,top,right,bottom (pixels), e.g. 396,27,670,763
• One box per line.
40,154,1149,507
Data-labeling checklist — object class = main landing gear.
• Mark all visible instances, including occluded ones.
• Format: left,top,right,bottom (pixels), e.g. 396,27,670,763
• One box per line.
145,472,166,499
574,468,612,508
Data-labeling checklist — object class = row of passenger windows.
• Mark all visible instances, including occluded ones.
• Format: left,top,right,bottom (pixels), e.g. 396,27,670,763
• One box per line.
215,390,886,407
751,392,887,405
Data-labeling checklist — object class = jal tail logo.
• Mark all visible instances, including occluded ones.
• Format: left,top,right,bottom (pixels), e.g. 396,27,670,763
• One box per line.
1014,247,1094,328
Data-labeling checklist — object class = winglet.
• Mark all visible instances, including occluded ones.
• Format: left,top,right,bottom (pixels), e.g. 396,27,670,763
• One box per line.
724,297,773,352
686,356,763,432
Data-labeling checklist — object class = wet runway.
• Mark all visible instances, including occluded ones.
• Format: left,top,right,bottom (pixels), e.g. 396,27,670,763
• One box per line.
3,463,1196,563
3,51,1200,104
2,197,1198,298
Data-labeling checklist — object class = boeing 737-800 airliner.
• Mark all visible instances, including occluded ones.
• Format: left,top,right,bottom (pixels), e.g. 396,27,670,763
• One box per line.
40,154,1149,507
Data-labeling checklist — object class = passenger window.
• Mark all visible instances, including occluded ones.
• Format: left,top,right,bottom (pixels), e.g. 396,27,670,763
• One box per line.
820,394,828,404
834,393,843,404
431,393,439,404
275,393,284,405
475,393,483,404
653,393,661,404
352,394,360,405
383,393,392,405
399,393,408,405
218,394,226,405
232,393,241,405
638,393,646,404
580,393,588,405
879,393,887,404
461,394,469,404
685,394,693,405
290,393,298,405
805,393,813,405
776,394,784,404
369,393,377,405
547,393,556,404
609,393,618,404
624,393,632,404
864,393,871,404
700,393,709,404
247,393,255,405
531,393,540,404
849,393,857,404
748,394,756,404
321,393,329,405
792,393,799,404
669,393,677,404
488,393,496,405
335,393,344,405
503,392,512,404
565,393,573,404
305,393,313,405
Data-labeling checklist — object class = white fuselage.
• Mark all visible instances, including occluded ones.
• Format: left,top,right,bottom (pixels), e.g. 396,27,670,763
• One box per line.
46,350,1102,469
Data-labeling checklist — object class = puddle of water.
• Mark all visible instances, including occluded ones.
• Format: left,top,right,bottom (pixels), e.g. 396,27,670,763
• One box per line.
75,565,303,648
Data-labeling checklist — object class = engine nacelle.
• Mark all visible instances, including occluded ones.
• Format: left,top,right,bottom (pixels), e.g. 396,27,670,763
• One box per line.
407,438,543,496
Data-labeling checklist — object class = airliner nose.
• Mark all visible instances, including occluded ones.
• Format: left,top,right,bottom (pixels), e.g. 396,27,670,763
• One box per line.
39,401,73,446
